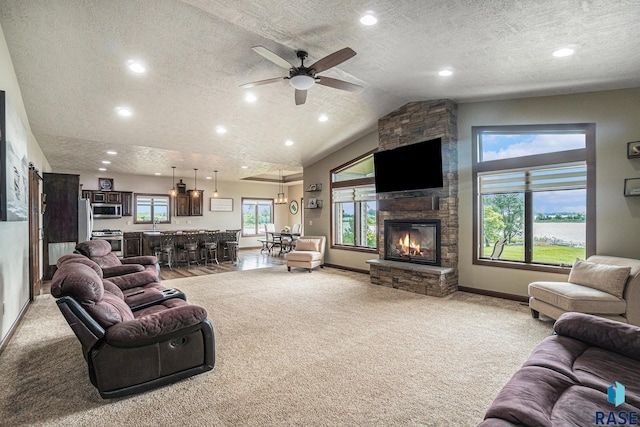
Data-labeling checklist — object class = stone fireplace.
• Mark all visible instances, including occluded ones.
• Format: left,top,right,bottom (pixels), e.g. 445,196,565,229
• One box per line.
367,99,458,297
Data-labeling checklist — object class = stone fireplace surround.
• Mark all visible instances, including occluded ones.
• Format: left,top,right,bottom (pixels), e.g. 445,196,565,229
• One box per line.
367,99,458,297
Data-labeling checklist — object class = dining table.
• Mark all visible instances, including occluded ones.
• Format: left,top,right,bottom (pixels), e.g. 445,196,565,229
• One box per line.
267,231,301,255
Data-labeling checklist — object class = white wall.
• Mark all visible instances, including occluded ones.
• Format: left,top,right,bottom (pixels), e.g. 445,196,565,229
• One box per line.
457,88,640,296
0,23,51,343
62,169,303,248
303,131,379,271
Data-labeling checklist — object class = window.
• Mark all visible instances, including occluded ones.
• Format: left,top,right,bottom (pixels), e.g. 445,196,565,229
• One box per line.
331,152,377,251
242,198,273,236
134,194,171,224
473,124,595,271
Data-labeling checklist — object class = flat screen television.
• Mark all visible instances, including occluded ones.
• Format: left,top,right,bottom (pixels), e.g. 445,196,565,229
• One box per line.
373,137,443,193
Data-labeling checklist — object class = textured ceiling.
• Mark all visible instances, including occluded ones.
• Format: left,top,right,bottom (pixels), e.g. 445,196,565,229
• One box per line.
1,0,639,182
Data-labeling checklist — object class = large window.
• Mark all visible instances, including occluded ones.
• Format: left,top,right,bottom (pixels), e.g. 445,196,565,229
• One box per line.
473,124,595,271
134,194,171,224
331,152,377,251
242,198,273,236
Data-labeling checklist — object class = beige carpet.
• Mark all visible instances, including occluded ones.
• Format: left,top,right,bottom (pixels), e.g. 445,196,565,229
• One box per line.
0,266,554,426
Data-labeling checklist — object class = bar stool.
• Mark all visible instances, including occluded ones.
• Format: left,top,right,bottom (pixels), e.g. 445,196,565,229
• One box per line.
177,230,200,268
154,232,175,270
202,230,219,266
223,229,241,264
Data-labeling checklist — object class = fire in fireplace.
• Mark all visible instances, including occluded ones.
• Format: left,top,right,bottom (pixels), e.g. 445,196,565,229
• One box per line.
384,220,441,266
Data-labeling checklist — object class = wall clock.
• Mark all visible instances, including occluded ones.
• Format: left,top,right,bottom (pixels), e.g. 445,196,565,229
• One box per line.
98,178,113,190
289,200,298,215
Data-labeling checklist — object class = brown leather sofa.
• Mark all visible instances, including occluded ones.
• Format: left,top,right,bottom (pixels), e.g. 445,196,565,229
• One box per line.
479,312,640,426
51,257,214,398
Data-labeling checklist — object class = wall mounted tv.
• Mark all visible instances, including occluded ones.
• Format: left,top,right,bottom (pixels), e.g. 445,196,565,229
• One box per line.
373,137,443,193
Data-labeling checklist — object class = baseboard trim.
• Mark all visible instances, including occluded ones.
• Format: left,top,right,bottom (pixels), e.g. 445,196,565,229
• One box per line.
324,263,370,275
457,286,528,303
0,298,31,357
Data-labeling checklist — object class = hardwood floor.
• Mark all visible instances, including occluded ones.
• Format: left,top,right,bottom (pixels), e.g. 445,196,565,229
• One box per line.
159,248,286,280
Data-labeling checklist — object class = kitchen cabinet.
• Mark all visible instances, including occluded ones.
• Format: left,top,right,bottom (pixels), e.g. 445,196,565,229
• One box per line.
121,191,133,216
176,191,204,216
123,232,142,257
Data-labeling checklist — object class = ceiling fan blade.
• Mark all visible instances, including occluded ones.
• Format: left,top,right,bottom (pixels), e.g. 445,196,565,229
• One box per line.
239,77,285,88
252,46,296,70
309,47,356,73
295,89,307,105
315,76,362,92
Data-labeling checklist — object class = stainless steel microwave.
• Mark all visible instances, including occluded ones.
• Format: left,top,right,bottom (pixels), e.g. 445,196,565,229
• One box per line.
92,203,122,218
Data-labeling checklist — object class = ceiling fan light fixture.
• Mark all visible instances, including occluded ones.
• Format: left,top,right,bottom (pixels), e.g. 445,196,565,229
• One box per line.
289,75,315,90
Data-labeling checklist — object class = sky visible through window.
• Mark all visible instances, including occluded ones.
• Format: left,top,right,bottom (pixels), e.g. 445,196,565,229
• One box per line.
481,133,586,215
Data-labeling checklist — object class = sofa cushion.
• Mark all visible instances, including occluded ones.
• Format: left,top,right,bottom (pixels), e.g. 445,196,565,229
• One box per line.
286,251,322,262
568,259,631,298
50,263,105,303
528,281,626,314
76,239,112,257
295,238,320,252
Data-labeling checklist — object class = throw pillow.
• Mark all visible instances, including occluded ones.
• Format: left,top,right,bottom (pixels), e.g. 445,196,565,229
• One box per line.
295,238,320,252
568,259,631,298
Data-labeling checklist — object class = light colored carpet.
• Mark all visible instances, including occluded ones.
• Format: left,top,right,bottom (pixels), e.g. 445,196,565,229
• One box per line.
0,266,553,426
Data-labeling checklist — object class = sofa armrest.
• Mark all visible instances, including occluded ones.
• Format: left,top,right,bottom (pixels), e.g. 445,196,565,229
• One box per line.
102,264,144,278
554,312,640,360
122,255,158,266
104,304,208,347
107,270,159,290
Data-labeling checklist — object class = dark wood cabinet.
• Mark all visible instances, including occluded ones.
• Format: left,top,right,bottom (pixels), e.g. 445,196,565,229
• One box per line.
43,173,80,279
106,192,121,204
81,190,92,200
176,194,190,216
188,190,204,216
121,191,133,216
123,232,142,257
91,191,106,203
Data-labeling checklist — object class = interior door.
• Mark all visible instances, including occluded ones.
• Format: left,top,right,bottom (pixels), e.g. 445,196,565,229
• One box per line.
28,166,42,299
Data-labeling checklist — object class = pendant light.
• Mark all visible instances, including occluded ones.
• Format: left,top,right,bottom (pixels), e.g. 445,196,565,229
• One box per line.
213,170,219,198
274,169,287,204
192,168,199,198
169,166,177,197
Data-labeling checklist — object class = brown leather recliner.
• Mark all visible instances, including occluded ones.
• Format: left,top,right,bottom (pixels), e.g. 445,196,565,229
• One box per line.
51,260,215,398
72,240,173,309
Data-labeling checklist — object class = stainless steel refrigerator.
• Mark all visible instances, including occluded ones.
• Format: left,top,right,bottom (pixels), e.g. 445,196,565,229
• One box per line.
78,198,93,243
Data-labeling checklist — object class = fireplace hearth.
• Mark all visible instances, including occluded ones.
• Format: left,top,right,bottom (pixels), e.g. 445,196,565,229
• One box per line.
384,220,441,266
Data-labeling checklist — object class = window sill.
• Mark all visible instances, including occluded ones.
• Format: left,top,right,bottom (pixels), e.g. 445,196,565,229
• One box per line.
331,244,378,254
473,258,572,274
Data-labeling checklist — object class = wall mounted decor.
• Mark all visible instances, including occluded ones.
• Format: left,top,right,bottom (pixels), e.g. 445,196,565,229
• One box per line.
0,91,29,221
627,141,640,159
624,178,640,197
98,177,114,190
210,197,233,212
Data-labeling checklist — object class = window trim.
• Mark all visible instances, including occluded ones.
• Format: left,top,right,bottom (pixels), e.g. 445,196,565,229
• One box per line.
472,123,596,273
133,193,172,225
241,197,274,237
330,150,378,253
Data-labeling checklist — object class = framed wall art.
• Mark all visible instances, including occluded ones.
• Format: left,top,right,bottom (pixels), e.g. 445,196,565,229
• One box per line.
210,197,233,212
627,141,640,159
0,90,29,221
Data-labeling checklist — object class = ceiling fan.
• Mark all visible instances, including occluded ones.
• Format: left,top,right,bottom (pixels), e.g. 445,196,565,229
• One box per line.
240,46,362,105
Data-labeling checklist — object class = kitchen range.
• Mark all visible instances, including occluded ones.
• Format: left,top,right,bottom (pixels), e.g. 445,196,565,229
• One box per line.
91,229,124,257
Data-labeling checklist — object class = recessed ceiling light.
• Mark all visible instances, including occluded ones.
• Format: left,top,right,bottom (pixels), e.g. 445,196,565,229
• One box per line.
360,12,378,25
101,160,111,164
241,165,248,169
154,172,161,176
285,139,294,146
115,106,132,117
553,48,575,57
98,168,107,172
438,70,453,77
245,92,257,103
106,150,117,155
206,176,212,180
318,114,328,122
216,125,227,134
126,59,146,74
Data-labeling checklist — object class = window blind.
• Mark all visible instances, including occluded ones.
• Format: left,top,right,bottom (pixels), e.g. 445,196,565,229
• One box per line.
479,163,586,194
332,185,376,203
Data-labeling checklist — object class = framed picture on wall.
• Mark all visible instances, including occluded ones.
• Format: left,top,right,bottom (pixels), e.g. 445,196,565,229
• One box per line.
0,90,29,221
289,200,298,215
210,197,233,211
627,141,640,159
